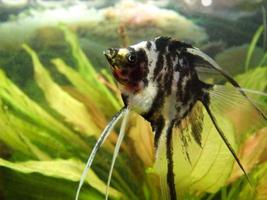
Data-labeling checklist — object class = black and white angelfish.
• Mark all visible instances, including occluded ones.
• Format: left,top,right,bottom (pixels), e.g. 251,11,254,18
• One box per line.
75,37,267,200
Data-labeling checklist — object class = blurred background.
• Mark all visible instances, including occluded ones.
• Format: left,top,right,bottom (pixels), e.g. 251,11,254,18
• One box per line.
0,0,266,200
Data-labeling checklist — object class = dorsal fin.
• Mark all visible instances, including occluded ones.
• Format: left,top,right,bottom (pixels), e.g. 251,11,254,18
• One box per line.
185,47,267,120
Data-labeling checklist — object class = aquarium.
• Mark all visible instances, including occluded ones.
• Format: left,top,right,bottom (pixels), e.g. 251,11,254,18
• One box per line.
0,0,266,200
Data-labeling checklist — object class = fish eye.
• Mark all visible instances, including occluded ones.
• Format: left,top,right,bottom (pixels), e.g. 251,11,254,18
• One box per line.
126,53,136,63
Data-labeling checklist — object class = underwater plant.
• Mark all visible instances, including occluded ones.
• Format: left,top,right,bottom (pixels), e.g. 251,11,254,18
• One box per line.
0,24,266,200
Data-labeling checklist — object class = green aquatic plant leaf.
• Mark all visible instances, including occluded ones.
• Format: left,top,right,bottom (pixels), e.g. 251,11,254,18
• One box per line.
0,158,121,199
245,25,264,71
59,24,121,113
235,66,267,92
236,161,267,200
0,99,33,157
59,24,96,78
215,45,264,76
51,58,97,97
2,169,104,200
23,45,100,137
0,99,69,159
258,53,267,66
51,58,120,117
229,127,267,183
0,69,88,152
254,163,267,200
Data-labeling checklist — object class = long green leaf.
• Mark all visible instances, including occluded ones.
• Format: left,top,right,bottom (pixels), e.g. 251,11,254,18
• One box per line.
245,26,264,71
0,158,121,199
51,58,119,117
23,45,100,137
0,101,68,159
258,53,267,66
51,59,97,96
0,69,88,152
1,169,103,200
0,99,31,157
59,24,121,113
235,66,267,92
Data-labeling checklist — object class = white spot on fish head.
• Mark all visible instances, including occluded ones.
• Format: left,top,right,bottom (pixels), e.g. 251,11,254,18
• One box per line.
130,41,147,50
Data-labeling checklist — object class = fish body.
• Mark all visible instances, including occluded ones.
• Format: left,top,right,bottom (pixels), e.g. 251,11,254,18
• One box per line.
104,37,213,200
103,36,266,200
75,37,266,200
105,37,209,131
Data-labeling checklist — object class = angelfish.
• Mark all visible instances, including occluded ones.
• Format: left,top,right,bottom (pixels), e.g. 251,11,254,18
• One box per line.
75,37,267,200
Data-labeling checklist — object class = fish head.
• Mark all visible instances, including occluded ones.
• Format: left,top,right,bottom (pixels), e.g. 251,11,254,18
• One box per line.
103,44,149,93
104,37,174,114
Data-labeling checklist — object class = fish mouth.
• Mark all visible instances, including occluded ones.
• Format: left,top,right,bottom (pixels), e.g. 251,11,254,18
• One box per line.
103,48,129,85
103,48,119,69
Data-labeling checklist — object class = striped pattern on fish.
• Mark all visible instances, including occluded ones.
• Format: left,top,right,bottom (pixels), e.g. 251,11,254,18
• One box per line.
103,36,267,200
75,36,266,200
104,37,213,200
